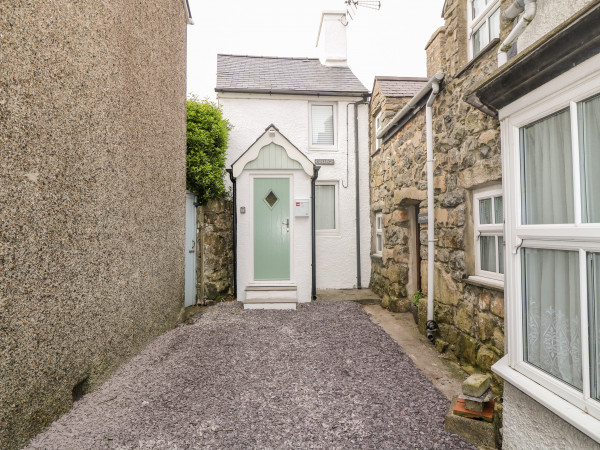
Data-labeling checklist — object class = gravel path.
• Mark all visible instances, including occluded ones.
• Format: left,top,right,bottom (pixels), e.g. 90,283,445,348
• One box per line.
27,301,474,449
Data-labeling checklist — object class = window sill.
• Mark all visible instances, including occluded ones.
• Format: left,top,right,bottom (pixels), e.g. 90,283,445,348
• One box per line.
371,253,382,260
493,356,600,444
457,37,500,78
465,275,504,292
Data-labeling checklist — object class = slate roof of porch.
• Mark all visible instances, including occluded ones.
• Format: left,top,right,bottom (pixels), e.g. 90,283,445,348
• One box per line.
216,54,369,96
374,76,428,98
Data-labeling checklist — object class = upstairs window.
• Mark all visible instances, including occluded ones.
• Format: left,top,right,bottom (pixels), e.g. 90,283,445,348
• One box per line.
468,0,501,59
310,104,335,148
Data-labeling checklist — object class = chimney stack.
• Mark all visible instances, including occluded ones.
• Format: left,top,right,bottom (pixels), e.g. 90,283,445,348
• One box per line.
316,11,348,67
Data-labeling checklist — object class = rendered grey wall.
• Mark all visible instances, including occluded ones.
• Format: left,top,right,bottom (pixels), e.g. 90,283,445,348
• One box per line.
0,1,187,448
502,383,600,449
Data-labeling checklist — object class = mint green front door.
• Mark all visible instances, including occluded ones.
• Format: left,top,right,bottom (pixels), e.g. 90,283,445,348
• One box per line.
254,178,290,280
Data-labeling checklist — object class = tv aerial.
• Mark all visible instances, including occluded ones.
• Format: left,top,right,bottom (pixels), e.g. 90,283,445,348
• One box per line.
343,0,381,24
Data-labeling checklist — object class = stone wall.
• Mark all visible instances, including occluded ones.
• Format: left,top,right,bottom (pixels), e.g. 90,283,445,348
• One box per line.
197,199,234,301
0,2,187,447
370,0,514,386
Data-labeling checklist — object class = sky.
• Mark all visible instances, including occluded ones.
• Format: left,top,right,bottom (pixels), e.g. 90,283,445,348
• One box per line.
186,0,446,100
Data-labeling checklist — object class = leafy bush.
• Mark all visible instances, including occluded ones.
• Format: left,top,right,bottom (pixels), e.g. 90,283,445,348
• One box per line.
186,97,231,204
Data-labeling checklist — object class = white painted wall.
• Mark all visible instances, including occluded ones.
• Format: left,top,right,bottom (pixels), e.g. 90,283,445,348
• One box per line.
516,0,593,55
502,382,600,449
219,92,371,291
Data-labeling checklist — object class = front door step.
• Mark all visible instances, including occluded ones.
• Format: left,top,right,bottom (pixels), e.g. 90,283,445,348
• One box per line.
243,297,297,310
244,285,297,310
245,285,297,300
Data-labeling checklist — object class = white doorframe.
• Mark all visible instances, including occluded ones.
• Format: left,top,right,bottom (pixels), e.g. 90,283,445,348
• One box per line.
185,191,197,307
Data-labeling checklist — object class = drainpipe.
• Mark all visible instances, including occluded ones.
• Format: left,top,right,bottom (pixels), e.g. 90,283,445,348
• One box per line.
226,168,237,298
498,0,537,66
311,165,321,300
425,78,442,341
353,95,369,289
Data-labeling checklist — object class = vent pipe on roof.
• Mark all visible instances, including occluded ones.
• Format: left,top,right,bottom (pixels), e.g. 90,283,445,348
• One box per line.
316,11,348,67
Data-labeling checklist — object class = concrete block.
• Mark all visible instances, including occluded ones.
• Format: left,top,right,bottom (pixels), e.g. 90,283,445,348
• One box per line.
445,397,495,448
462,373,490,397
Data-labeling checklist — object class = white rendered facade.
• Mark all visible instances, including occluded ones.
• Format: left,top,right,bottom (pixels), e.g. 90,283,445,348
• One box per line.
219,92,371,302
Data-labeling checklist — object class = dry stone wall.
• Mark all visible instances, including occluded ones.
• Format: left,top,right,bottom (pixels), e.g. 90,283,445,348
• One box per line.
197,199,234,301
370,0,513,385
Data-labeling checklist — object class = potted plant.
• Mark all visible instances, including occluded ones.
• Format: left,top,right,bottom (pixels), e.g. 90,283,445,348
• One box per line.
411,290,424,325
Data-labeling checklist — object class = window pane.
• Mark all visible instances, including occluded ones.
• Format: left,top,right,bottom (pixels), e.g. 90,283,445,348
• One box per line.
494,196,503,224
472,0,485,19
522,248,582,390
590,253,600,401
312,105,334,146
472,23,488,56
520,109,574,224
315,185,335,229
480,236,496,272
489,8,500,41
376,215,382,230
479,198,492,224
377,234,383,252
578,93,600,223
498,236,504,274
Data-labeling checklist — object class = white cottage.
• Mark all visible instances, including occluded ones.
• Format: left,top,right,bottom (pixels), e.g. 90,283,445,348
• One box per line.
216,12,371,309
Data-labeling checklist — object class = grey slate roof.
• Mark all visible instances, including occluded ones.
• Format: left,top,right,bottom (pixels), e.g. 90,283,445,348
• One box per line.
216,54,369,97
375,77,428,98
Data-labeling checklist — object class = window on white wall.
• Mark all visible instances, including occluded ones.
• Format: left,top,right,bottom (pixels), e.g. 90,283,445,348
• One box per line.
375,213,383,255
315,184,337,231
468,0,500,59
310,104,335,148
473,186,504,282
502,63,600,429
375,111,382,150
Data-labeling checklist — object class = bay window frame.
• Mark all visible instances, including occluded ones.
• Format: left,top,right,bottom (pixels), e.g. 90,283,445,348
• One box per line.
498,53,600,438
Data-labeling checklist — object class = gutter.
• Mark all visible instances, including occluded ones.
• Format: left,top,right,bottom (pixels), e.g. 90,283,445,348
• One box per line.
498,0,537,66
215,88,369,98
376,73,444,141
225,169,237,298
353,95,369,289
182,0,194,24
311,166,321,300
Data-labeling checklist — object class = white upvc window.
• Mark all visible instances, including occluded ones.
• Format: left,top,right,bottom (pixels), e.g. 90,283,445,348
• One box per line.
473,186,504,282
375,213,383,255
500,55,600,438
315,182,338,232
375,111,382,150
310,103,336,149
468,0,501,59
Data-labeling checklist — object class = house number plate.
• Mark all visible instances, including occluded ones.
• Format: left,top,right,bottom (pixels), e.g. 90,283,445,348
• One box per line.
314,159,334,165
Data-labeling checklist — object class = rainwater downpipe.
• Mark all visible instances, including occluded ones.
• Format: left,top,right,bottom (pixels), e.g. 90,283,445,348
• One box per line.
498,0,537,66
226,168,237,298
311,165,321,300
425,80,441,339
353,96,369,289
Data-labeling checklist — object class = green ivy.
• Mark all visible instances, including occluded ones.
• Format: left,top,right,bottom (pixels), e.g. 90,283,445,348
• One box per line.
186,97,231,205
